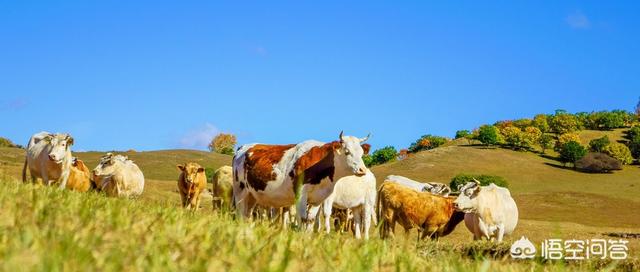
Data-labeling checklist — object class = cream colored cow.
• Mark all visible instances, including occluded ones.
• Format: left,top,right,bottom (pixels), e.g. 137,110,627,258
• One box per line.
92,153,145,198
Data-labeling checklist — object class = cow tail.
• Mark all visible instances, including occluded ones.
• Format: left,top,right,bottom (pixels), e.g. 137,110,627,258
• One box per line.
22,156,28,183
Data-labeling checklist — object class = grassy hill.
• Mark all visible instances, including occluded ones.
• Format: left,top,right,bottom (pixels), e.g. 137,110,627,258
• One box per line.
0,129,639,270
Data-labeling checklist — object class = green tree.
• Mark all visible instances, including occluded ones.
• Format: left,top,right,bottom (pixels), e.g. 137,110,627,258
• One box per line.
538,134,554,154
603,142,633,165
559,141,587,168
555,133,581,151
449,174,508,191
628,137,640,159
476,125,501,146
368,146,398,166
455,130,470,139
588,136,610,153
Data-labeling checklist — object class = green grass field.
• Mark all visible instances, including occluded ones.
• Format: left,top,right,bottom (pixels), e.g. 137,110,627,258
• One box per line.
0,129,638,271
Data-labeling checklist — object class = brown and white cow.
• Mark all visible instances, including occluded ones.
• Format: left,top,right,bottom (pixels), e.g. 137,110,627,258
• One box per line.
378,181,465,240
66,157,92,192
177,162,207,211
22,131,74,189
232,131,370,229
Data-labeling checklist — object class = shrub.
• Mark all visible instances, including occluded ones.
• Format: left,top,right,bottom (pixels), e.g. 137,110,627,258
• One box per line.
455,130,470,139
588,136,610,153
629,137,640,160
408,135,448,153
603,142,633,165
367,146,398,166
208,133,237,155
559,141,587,167
476,125,502,146
449,174,508,191
576,152,622,173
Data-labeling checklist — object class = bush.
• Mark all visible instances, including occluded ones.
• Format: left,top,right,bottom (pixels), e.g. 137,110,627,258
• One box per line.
559,141,587,167
576,152,622,173
589,136,610,153
476,125,502,146
408,135,448,153
603,142,633,165
367,146,398,166
449,174,508,191
455,130,470,139
629,137,640,160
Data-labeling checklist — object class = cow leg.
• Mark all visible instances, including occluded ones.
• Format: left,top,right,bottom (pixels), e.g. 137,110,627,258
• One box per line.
305,204,321,233
496,223,505,242
352,207,362,239
363,204,371,240
323,201,333,234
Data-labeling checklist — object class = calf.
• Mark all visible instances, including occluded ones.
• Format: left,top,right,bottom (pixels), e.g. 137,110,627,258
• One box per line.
211,165,233,210
378,182,464,240
177,162,207,211
66,158,91,192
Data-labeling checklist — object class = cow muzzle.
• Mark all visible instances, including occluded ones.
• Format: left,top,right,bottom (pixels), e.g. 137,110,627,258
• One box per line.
354,167,366,176
48,154,62,164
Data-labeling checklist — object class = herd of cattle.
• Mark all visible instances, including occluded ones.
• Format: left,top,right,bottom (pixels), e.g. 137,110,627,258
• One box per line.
21,131,519,242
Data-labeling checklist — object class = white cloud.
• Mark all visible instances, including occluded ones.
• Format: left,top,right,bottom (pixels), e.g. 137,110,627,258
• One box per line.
566,10,590,29
178,123,220,150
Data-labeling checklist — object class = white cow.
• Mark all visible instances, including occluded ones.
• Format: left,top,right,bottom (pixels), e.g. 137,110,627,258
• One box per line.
385,175,451,196
453,180,518,242
22,131,74,189
92,153,145,197
321,169,377,239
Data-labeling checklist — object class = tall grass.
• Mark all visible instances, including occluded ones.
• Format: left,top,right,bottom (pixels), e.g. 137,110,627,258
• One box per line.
0,179,636,271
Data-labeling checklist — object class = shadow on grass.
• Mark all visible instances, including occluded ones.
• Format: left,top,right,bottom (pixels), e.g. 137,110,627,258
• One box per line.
543,162,617,174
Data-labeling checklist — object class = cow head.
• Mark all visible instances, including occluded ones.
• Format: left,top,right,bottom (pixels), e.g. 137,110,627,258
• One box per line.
453,179,481,212
92,153,126,178
334,131,370,177
177,162,205,183
45,133,74,164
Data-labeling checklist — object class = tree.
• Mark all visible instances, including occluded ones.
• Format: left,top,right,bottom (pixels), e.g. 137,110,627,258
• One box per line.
636,97,640,118
455,130,470,139
512,119,533,130
500,126,524,150
208,133,237,155
550,112,579,135
522,126,542,149
603,142,633,165
576,152,622,173
555,133,581,151
533,114,550,133
476,125,501,146
538,134,554,154
368,146,398,166
0,137,17,148
628,137,640,160
408,135,448,153
559,141,587,168
588,136,610,153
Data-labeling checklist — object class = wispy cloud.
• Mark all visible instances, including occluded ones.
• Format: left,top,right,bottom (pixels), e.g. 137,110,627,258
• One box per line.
566,10,590,29
178,123,220,150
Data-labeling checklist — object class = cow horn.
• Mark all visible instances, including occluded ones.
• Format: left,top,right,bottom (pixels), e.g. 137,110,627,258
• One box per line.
360,133,370,143
472,178,481,185
339,131,345,143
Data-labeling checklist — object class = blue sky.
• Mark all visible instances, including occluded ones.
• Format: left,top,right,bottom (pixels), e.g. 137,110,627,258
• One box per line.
1,1,638,151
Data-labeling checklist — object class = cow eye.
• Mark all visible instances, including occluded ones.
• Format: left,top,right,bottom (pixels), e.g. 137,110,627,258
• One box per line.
344,149,351,155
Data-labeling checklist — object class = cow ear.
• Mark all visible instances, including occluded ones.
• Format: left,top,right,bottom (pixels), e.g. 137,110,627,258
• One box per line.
177,164,186,171
197,167,205,173
361,143,371,155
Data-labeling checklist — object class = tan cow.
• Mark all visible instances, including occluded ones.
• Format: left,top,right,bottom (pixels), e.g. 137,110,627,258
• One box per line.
211,165,233,210
92,153,145,198
177,162,207,211
378,182,465,240
66,158,91,192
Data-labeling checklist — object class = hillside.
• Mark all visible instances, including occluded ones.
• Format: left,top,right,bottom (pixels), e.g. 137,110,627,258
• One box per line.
371,129,640,228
